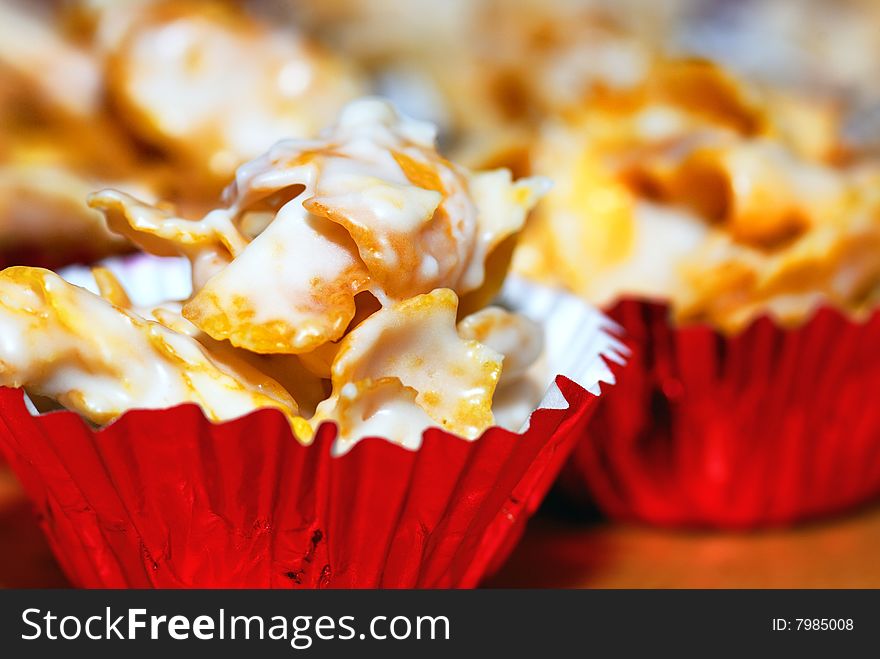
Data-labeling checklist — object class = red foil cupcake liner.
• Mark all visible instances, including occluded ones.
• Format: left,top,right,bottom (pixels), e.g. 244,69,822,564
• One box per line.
0,375,609,588
564,298,880,529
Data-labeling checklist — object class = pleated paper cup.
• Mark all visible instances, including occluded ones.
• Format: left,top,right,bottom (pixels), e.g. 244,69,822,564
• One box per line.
0,255,625,588
563,297,880,529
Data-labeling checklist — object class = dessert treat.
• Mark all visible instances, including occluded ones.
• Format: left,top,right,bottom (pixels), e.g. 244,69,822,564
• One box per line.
0,99,623,586
0,0,362,267
516,59,878,333
77,98,550,445
516,60,880,527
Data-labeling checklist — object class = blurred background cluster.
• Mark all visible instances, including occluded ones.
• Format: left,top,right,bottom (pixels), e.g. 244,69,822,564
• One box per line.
2,0,880,586
3,0,880,268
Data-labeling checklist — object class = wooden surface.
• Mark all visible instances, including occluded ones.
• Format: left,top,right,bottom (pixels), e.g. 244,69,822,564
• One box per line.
487,502,880,588
2,464,879,588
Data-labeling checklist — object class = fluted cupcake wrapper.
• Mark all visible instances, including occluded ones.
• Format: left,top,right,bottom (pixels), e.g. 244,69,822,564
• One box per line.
0,377,610,588
564,298,880,529
0,256,624,587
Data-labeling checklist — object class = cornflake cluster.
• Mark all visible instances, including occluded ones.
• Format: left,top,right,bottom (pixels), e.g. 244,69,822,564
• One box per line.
0,99,548,449
0,0,362,265
516,60,880,332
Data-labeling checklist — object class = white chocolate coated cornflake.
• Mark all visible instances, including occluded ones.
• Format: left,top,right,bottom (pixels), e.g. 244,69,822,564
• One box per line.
6,99,548,448
314,289,503,441
0,267,303,430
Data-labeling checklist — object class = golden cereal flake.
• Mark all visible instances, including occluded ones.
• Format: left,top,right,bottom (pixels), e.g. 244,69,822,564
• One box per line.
302,99,548,299
151,306,329,418
87,188,247,260
182,202,371,354
313,378,436,450
0,267,303,431
322,288,503,440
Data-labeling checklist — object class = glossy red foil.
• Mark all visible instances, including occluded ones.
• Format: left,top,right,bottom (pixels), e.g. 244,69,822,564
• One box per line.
0,376,602,588
565,299,880,529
